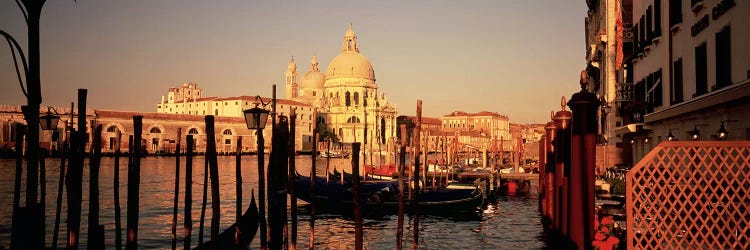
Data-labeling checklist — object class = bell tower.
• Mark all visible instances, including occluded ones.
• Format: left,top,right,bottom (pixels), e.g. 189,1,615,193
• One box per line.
285,56,298,99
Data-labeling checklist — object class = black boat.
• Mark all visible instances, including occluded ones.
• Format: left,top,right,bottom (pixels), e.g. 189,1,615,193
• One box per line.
294,172,483,215
194,193,260,250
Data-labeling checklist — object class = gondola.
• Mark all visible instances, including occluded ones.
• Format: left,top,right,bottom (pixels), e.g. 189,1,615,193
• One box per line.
294,172,483,215
193,193,260,250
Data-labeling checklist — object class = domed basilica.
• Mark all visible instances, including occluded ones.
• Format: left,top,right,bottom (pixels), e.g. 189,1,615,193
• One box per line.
285,23,397,145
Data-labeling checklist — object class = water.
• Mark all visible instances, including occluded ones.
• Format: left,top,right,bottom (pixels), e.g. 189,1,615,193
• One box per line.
0,156,546,249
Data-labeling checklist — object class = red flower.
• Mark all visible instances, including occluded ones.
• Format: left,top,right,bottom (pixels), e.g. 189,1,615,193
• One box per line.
595,232,607,241
601,215,614,226
599,225,611,234
606,235,620,245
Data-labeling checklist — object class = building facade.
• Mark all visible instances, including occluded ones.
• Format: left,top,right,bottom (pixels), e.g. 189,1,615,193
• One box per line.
584,0,634,168
283,24,399,148
621,0,750,163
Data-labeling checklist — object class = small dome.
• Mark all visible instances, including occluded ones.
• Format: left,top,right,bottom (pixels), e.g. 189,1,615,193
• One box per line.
301,70,325,89
300,55,325,89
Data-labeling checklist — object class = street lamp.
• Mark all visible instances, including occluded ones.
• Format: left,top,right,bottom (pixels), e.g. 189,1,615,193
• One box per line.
40,108,60,131
667,129,676,141
717,121,729,141
242,99,271,248
243,104,270,131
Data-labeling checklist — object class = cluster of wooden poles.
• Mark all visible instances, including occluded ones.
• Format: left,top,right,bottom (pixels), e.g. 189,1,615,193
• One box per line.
9,87,437,250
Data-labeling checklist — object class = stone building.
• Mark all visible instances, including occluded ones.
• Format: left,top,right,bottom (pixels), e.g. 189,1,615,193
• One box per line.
440,111,511,145
584,0,633,168
283,23,399,148
621,0,750,163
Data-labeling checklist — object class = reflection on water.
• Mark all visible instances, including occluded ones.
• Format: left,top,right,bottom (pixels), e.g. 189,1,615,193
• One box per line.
0,156,545,249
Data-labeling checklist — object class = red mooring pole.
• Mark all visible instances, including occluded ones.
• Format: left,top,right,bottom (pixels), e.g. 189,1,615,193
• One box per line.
567,74,600,250
552,98,571,243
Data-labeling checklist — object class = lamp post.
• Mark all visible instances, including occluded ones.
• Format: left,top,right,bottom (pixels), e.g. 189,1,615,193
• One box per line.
243,102,270,249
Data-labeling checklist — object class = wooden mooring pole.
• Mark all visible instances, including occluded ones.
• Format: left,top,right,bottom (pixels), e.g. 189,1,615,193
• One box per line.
236,136,244,247
52,120,68,249
396,124,407,250
289,109,298,250
205,115,221,249
185,135,194,249
309,124,317,250
412,100,422,250
269,115,289,250
87,123,104,249
10,123,24,249
114,130,123,250
351,143,363,250
199,154,208,244
66,89,87,249
126,115,143,250
567,79,600,249
172,128,182,250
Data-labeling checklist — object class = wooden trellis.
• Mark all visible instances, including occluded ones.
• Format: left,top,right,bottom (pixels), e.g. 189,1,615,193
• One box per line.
626,141,750,249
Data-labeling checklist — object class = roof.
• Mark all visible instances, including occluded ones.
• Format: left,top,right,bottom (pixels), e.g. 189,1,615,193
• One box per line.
95,110,246,123
442,111,509,119
166,96,310,107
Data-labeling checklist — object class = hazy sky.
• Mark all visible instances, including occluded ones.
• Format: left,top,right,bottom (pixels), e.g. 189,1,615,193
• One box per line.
1,0,586,123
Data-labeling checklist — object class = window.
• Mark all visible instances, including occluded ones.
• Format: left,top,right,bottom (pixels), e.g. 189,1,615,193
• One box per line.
715,26,731,89
149,127,161,134
215,110,219,116
669,0,682,27
107,125,118,132
647,70,663,112
222,129,232,135
354,92,359,106
345,92,351,107
225,139,231,145
695,43,708,96
672,59,684,104
347,116,361,123
646,6,653,43
188,128,199,134
313,91,316,97
654,0,662,38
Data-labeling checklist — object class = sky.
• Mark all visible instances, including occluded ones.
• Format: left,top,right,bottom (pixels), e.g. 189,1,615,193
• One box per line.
0,0,586,124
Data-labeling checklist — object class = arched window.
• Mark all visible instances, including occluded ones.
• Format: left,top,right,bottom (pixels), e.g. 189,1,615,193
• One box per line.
347,116,360,123
107,125,118,132
222,129,232,135
345,92,351,107
215,110,219,116
188,128,199,134
339,128,343,137
149,127,161,133
354,92,359,106
380,118,386,144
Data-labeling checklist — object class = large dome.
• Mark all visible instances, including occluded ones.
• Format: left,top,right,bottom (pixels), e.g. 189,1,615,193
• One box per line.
325,52,375,80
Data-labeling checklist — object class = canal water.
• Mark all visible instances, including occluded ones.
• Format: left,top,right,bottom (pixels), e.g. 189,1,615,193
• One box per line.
0,156,546,249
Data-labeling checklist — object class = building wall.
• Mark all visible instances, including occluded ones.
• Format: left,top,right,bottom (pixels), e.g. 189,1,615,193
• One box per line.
630,0,750,162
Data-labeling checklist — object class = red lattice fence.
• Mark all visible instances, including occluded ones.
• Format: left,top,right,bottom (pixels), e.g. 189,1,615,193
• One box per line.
626,141,750,249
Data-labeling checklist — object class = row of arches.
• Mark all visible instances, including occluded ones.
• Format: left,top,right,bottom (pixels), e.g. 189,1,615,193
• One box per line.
105,124,235,136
